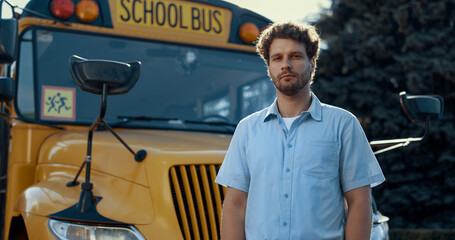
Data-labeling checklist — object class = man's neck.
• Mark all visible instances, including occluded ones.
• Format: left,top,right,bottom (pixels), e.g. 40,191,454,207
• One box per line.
276,87,312,118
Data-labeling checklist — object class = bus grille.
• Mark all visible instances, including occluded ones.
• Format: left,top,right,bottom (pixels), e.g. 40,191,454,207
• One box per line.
169,164,226,240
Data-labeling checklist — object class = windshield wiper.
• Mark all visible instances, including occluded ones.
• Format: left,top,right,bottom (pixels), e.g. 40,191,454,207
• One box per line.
112,115,236,129
1,108,65,130
17,116,65,130
184,119,237,127
114,115,180,125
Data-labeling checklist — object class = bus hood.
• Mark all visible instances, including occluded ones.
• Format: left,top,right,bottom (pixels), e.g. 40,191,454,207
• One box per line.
36,129,231,186
17,129,231,225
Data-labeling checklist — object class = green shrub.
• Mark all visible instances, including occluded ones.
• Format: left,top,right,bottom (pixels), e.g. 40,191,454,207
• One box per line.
314,0,455,228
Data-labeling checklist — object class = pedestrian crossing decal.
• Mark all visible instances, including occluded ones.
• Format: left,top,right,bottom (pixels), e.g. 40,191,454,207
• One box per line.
41,86,76,121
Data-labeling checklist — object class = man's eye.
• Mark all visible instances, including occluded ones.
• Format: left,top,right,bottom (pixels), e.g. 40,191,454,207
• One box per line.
272,57,281,61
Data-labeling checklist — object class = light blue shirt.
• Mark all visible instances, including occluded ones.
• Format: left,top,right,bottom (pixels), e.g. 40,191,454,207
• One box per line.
215,93,385,240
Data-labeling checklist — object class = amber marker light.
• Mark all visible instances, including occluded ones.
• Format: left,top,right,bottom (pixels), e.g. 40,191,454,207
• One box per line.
50,0,75,20
239,22,260,44
75,0,100,23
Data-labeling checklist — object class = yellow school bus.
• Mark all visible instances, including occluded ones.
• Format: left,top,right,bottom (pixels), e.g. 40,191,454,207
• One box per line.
0,0,274,239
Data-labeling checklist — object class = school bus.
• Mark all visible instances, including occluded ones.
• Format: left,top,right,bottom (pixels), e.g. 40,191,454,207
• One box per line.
0,0,446,239
0,0,274,239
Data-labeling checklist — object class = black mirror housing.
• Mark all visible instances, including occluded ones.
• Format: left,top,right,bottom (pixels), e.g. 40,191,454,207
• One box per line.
400,91,444,123
0,19,18,64
0,77,15,102
69,55,141,95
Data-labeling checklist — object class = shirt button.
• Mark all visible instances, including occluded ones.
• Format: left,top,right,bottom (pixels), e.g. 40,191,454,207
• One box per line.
286,168,290,173
287,143,292,148
284,193,288,198
283,222,287,227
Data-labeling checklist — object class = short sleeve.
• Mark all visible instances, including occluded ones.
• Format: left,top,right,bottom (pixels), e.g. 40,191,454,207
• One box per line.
339,115,385,193
215,120,250,192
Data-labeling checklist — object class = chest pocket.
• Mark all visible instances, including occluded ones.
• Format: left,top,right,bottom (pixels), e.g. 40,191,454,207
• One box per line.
295,141,339,179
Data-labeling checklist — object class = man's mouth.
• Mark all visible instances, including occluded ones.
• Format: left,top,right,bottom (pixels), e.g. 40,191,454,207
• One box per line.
280,73,295,79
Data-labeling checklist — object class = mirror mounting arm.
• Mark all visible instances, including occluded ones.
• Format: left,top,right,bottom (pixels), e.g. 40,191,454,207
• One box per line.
97,84,108,123
67,84,146,189
370,116,430,155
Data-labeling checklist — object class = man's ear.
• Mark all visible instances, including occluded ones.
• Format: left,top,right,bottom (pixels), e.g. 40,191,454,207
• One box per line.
310,57,316,73
267,66,271,78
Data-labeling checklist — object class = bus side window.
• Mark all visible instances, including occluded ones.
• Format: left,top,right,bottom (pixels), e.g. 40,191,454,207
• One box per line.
17,31,35,119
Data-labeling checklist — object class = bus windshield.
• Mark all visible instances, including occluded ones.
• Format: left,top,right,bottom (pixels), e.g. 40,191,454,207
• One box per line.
16,28,275,132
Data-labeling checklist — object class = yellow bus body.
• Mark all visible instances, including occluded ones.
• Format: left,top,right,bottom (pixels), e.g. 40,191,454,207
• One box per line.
1,0,272,238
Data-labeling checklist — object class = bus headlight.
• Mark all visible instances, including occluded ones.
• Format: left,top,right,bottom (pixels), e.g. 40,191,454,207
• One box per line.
49,219,145,240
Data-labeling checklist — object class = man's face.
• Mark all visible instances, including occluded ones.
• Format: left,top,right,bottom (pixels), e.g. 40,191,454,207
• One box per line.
267,38,314,96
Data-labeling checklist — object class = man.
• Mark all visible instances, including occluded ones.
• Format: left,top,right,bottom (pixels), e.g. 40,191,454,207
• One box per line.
215,22,385,240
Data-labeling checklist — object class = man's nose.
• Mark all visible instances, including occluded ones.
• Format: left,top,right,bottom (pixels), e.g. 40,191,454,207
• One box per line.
281,57,292,70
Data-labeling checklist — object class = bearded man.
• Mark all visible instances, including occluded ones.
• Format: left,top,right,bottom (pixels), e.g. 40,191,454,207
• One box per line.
215,22,385,240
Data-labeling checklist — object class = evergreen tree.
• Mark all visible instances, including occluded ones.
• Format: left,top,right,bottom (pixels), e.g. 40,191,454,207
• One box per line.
314,0,455,228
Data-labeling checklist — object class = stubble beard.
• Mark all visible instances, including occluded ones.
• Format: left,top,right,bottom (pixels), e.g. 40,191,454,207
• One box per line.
272,69,311,96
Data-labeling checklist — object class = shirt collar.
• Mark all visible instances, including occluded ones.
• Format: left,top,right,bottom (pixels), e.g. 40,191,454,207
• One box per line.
264,92,322,122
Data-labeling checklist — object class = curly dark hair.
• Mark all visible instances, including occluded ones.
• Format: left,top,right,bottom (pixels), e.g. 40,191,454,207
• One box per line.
256,22,320,66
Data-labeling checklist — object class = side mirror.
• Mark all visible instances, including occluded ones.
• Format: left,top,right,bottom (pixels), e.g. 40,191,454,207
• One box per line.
370,91,444,155
400,91,444,123
0,77,15,102
69,55,141,95
0,19,18,64
55,56,146,222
